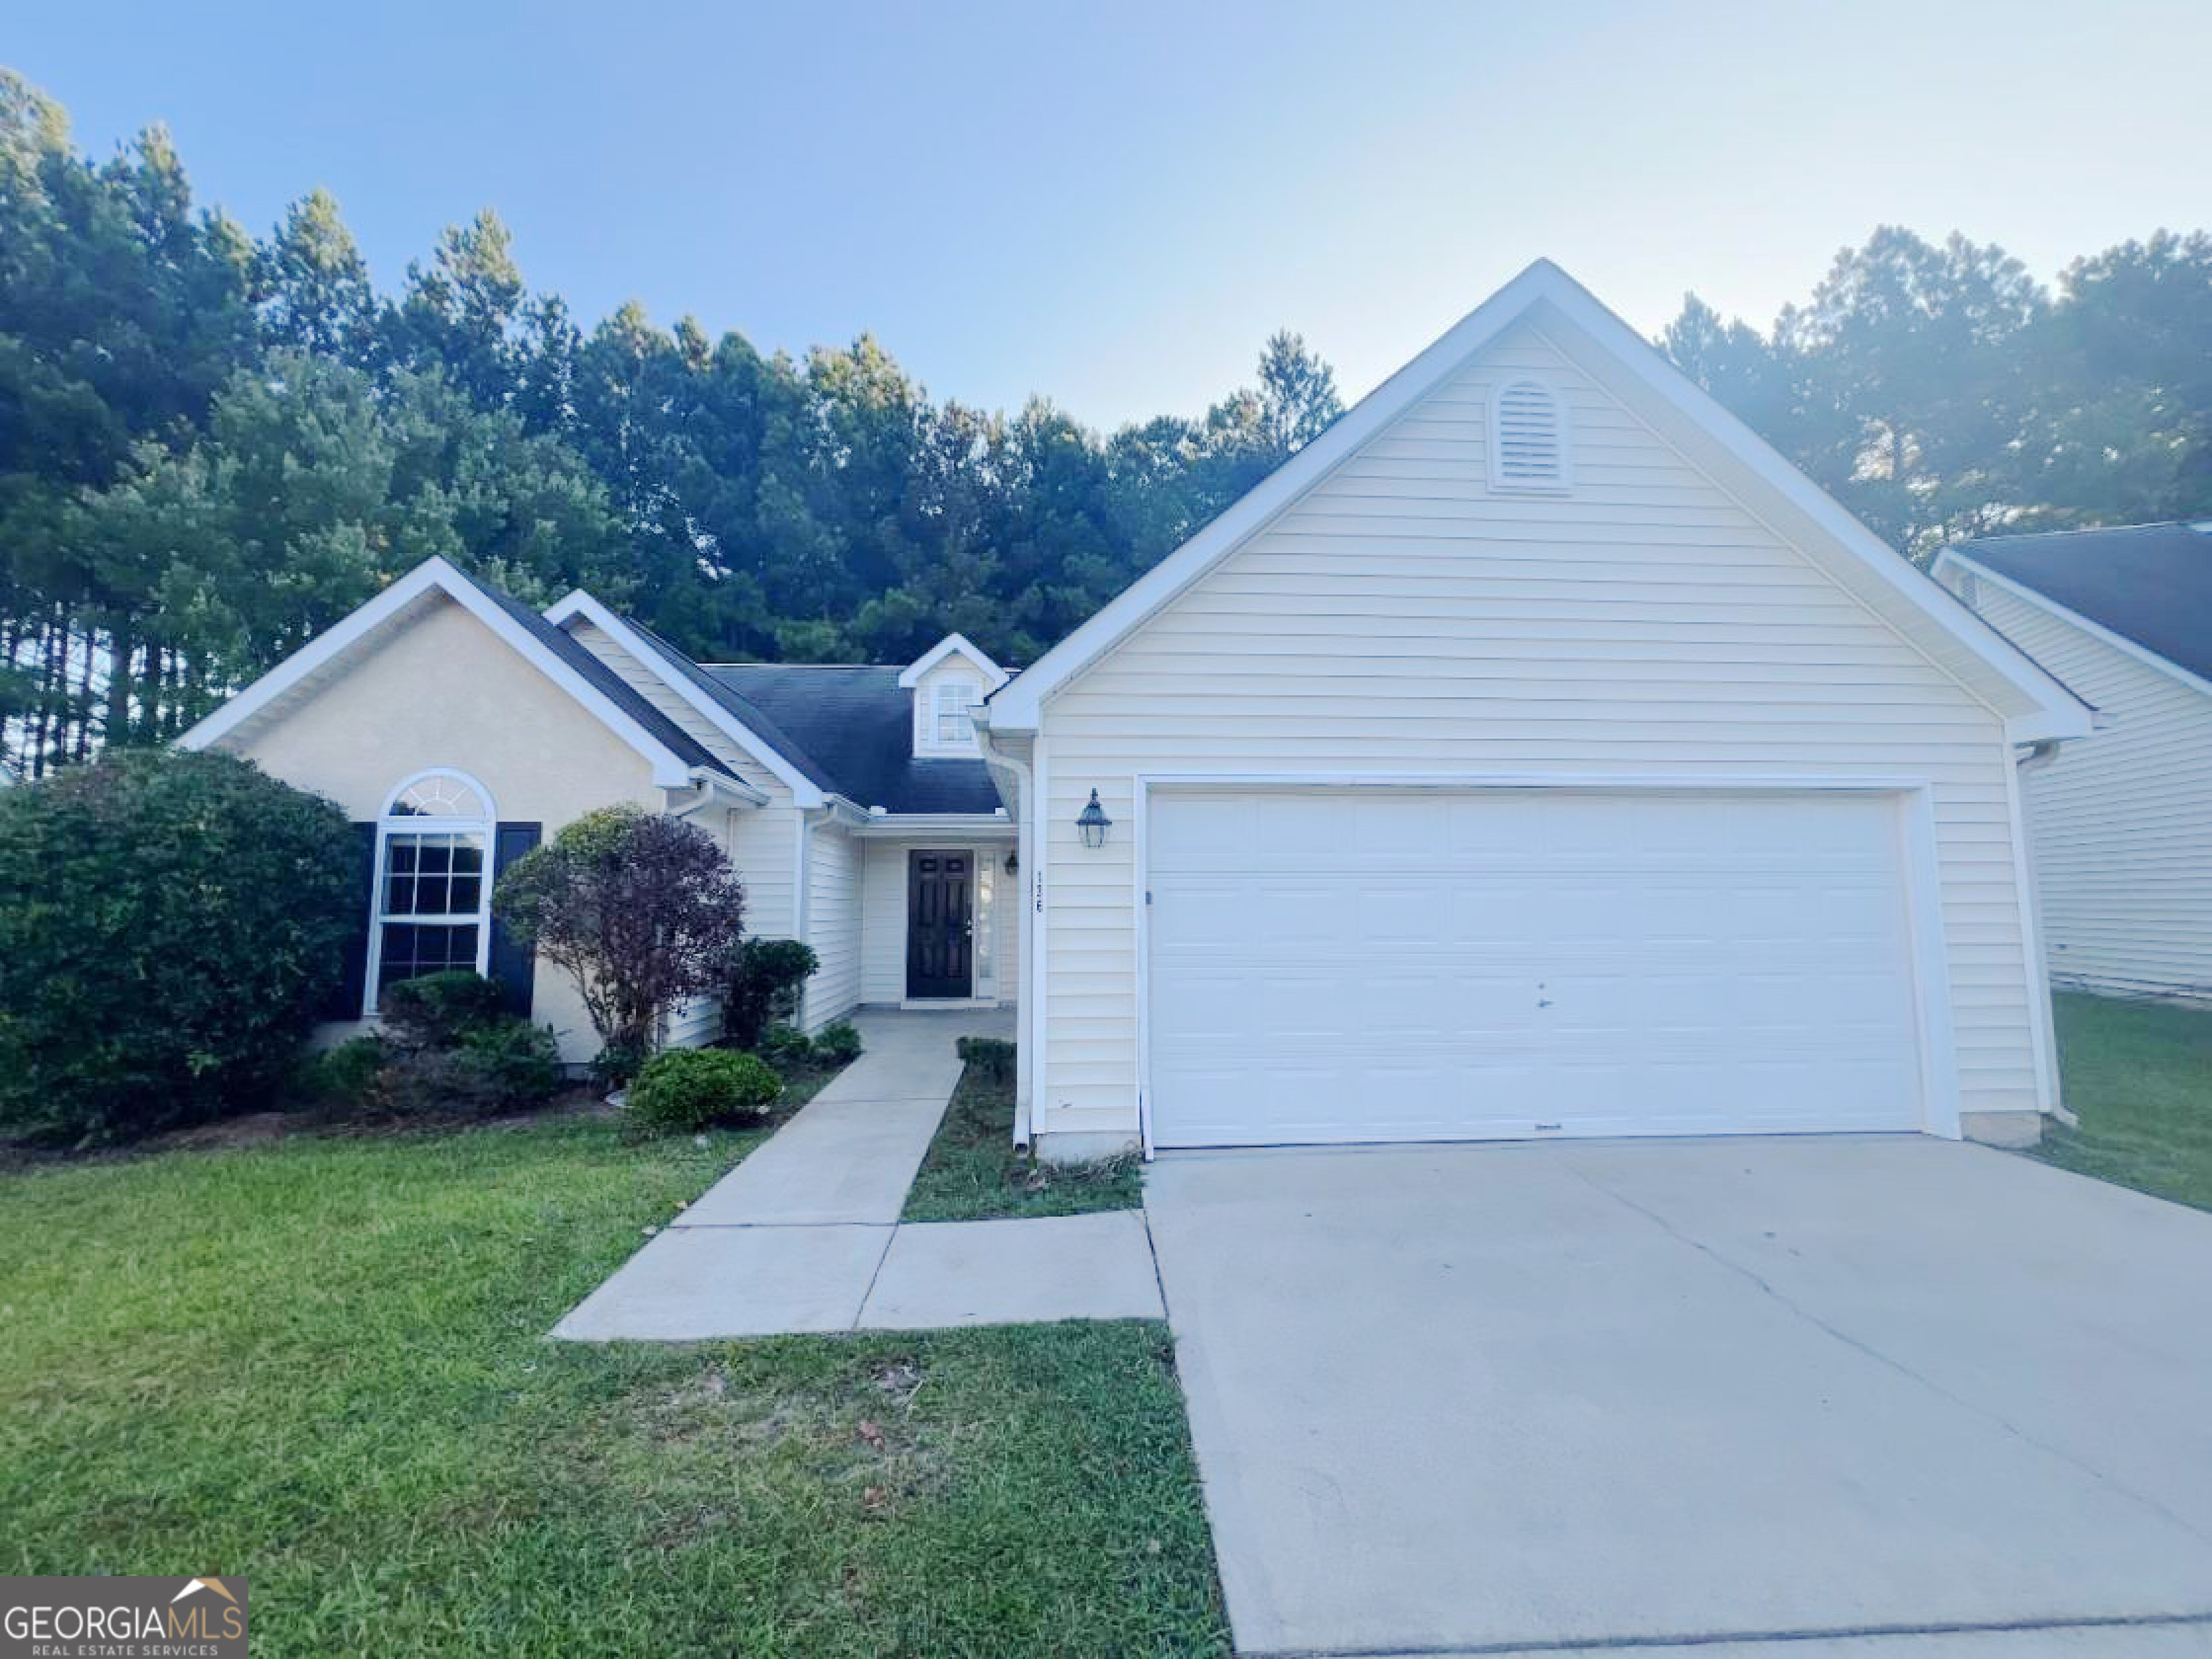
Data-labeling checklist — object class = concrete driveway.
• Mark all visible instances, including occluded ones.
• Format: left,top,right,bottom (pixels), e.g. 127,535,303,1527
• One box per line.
1144,1137,2212,1657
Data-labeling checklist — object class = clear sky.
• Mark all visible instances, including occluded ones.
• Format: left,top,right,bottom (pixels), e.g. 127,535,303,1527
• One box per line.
12,0,2208,428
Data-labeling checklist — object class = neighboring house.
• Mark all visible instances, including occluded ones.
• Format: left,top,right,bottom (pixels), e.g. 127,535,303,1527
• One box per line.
180,565,1017,1062
183,259,2095,1158
1934,523,2212,1001
978,260,2091,1159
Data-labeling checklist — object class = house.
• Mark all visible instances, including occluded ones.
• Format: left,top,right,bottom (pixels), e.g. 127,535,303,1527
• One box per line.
180,565,1018,1061
184,259,2094,1157
1934,523,2212,1001
977,260,2091,1158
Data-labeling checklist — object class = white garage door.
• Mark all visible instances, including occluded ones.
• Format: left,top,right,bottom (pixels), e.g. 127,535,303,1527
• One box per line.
1146,788,1926,1147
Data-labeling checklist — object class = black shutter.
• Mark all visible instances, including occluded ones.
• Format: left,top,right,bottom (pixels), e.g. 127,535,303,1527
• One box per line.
488,822,542,1016
320,822,378,1020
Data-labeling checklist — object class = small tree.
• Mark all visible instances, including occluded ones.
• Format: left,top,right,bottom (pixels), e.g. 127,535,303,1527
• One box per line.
493,805,745,1063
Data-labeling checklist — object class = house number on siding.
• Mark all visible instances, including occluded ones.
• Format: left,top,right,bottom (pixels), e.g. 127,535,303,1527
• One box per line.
1033,872,1043,913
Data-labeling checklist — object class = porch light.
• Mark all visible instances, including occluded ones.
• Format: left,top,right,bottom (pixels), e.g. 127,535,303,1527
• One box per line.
1075,789,1112,850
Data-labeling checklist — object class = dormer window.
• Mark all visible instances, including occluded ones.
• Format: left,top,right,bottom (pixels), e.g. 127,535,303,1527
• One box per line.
900,632,1010,758
933,677,979,746
1490,378,1570,493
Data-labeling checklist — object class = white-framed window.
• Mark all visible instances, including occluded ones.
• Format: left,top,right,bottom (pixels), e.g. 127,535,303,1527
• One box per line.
364,768,495,1014
1489,377,1570,493
931,677,979,747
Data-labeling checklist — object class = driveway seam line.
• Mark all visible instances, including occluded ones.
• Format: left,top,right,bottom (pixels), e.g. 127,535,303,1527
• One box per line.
1238,1606,2212,1656
1557,1154,2212,1553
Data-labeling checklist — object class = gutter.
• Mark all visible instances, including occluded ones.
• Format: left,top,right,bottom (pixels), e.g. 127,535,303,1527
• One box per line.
665,768,768,818
972,707,1036,1148
2012,737,2078,1130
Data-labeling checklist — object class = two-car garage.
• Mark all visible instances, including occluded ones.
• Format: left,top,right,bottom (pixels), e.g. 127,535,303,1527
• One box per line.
1143,786,1938,1149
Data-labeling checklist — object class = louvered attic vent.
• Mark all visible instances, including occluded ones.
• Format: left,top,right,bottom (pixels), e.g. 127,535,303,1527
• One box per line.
1491,379,1568,492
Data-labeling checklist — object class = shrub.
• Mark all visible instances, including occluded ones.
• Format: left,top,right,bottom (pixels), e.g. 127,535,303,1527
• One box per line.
0,748,359,1145
494,805,745,1058
591,1040,647,1089
292,1035,389,1110
374,1017,562,1118
722,938,819,1048
378,971,508,1050
757,1022,814,1067
812,1020,864,1066
956,1035,1017,1085
626,1048,782,1135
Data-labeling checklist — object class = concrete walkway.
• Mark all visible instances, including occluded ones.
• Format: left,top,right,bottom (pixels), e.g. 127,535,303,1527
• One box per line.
552,1009,1162,1339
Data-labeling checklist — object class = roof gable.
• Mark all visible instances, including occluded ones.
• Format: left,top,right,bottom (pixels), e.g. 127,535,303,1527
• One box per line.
987,260,2092,743
897,633,1008,691
1936,524,2212,693
179,557,732,787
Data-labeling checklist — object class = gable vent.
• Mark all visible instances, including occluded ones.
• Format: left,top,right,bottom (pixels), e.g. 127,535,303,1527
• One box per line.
1491,379,1568,492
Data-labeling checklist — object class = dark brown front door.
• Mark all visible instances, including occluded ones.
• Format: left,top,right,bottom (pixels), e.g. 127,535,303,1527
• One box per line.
906,850,973,999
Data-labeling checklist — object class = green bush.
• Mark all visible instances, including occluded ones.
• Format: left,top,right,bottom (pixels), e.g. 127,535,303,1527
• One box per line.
721,938,819,1048
375,1017,563,1118
0,748,359,1146
292,1035,390,1110
590,1040,646,1089
626,1048,783,1135
378,971,508,1049
956,1035,1017,1084
757,1022,814,1067
812,1020,864,1066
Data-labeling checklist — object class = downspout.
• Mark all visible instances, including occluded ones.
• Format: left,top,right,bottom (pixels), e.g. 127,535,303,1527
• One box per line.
2013,737,2077,1129
974,710,1036,1148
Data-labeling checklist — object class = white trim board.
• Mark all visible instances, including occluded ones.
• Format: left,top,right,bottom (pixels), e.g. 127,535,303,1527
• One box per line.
896,632,1010,691
1934,548,2211,707
987,261,2090,742
1125,770,1963,1157
179,557,706,788
544,589,827,804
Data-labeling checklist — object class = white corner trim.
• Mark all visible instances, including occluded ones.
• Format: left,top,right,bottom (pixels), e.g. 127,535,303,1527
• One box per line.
544,589,825,805
986,260,2092,738
179,557,702,787
896,632,1010,691
1935,549,2212,707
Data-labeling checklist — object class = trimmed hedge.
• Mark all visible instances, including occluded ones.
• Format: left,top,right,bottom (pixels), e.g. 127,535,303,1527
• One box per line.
0,749,360,1145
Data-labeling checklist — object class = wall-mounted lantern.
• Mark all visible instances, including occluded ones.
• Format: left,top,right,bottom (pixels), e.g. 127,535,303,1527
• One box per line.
1004,849,1019,876
1075,788,1113,850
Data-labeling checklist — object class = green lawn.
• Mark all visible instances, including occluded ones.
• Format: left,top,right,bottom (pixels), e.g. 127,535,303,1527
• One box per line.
0,1120,1228,1657
902,1064,1145,1223
2033,991,2212,1212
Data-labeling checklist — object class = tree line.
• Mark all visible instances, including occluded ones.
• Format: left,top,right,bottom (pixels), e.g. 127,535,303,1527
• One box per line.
4,66,2207,776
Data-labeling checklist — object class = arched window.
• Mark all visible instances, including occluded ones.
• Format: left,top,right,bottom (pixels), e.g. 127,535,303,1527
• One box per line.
364,769,495,1012
1490,378,1570,492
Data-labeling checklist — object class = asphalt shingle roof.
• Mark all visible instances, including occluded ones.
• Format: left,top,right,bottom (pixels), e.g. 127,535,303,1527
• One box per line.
703,663,1007,815
1956,522,2212,683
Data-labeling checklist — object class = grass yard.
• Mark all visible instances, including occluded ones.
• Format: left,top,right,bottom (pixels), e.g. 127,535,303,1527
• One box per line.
0,1119,1228,1657
2034,991,2212,1213
902,1064,1145,1223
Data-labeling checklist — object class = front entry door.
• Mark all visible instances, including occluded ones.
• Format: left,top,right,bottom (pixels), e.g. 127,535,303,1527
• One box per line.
906,850,973,999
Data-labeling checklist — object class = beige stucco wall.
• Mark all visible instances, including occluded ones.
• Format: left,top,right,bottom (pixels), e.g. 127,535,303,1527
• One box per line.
225,596,665,1062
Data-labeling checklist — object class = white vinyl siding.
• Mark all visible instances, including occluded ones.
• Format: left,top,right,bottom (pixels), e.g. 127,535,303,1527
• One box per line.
564,619,801,939
1033,322,2038,1143
804,824,864,1029
1954,577,2212,998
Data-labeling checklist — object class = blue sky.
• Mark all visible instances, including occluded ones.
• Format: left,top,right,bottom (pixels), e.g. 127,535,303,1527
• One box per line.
14,0,2208,428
